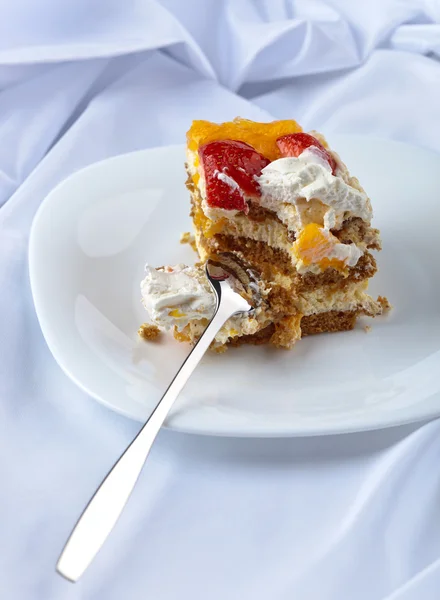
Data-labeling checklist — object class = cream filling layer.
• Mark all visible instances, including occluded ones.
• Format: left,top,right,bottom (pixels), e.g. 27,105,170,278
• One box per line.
212,281,380,344
186,308,268,346
295,280,380,316
193,204,368,276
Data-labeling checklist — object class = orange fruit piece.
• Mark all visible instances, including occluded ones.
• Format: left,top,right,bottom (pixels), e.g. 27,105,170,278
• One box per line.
293,223,345,271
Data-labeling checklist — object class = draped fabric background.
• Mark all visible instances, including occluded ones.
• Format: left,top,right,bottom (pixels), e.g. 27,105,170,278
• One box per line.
1,1,440,598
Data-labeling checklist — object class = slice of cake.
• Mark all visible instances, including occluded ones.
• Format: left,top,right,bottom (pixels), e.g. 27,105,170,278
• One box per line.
141,118,386,351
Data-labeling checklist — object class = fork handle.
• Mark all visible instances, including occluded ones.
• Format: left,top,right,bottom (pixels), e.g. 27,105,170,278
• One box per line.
56,302,235,582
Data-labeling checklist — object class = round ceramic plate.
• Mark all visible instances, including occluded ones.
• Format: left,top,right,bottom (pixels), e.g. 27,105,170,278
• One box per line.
29,136,440,436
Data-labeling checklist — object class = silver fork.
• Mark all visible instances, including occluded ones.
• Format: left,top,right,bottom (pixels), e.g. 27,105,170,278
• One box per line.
57,258,253,582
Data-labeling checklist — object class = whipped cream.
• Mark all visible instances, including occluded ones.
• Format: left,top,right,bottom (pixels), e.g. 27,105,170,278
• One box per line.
256,148,372,230
141,264,216,330
325,240,362,267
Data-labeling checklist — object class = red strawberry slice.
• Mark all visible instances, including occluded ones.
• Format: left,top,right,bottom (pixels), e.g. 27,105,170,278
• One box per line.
276,133,337,174
198,140,270,212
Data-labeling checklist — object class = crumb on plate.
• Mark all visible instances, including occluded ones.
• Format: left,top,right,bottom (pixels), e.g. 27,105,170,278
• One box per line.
180,231,197,252
138,323,161,341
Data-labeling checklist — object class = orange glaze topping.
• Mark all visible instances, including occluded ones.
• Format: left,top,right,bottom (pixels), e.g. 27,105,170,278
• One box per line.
187,117,302,161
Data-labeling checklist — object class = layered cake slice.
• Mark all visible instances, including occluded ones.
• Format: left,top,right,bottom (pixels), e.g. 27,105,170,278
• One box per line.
141,118,386,351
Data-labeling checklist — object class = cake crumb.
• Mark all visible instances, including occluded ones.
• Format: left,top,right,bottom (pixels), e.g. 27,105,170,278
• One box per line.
180,231,197,252
270,315,302,349
364,325,371,333
138,323,161,341
212,343,228,354
378,296,392,312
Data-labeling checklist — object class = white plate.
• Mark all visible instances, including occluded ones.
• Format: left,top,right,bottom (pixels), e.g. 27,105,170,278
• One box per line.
29,136,440,437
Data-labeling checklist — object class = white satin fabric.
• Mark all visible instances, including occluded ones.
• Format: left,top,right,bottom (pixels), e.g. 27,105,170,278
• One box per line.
1,1,440,598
